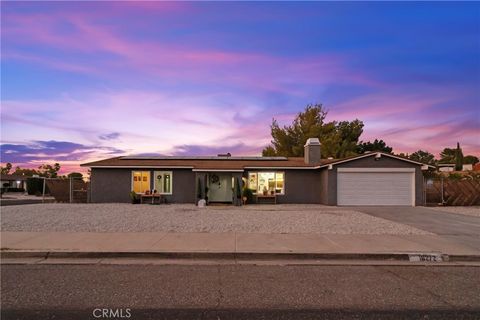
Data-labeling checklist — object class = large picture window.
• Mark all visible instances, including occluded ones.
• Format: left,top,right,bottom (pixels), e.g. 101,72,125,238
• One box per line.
248,172,284,195
132,171,150,194
154,171,173,194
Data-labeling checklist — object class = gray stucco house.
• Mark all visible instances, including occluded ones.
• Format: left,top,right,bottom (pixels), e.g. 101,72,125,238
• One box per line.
81,138,432,206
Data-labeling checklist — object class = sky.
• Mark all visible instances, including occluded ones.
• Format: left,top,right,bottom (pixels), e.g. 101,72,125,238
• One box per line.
1,1,479,174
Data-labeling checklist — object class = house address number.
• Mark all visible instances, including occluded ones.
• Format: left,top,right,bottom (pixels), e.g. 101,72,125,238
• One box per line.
408,253,445,262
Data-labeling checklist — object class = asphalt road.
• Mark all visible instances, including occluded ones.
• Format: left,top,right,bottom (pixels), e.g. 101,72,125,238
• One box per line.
2,264,479,319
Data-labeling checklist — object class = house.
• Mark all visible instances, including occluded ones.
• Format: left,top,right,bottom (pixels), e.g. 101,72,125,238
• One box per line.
438,164,455,172
0,174,28,192
81,138,433,206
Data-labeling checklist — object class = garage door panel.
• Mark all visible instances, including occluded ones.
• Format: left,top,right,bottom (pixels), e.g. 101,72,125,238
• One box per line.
337,172,414,206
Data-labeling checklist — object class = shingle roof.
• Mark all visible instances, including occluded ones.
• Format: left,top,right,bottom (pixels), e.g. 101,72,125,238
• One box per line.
81,152,431,170
81,156,339,169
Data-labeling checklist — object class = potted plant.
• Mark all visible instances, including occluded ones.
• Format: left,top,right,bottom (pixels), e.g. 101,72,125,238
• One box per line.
204,186,209,205
130,191,140,204
242,188,254,204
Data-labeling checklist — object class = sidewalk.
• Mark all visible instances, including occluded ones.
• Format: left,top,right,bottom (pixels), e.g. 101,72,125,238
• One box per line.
2,231,479,260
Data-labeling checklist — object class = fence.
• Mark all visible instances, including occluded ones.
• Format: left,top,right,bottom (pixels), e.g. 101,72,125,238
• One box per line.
44,178,89,203
425,177,480,206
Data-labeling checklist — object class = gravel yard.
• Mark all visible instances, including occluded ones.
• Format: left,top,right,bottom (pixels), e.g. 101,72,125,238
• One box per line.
427,206,480,217
1,203,431,235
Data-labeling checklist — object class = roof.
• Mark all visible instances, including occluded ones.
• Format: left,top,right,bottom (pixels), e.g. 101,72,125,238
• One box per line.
81,156,334,170
0,174,28,181
81,152,433,170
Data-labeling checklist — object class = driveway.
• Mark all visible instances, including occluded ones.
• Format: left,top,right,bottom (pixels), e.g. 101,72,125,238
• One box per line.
354,206,480,251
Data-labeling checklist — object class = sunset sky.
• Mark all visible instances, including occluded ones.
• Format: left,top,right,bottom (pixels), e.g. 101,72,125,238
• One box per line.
1,1,479,174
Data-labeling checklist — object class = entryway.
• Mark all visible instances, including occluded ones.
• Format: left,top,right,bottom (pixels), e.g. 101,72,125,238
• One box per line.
207,173,233,203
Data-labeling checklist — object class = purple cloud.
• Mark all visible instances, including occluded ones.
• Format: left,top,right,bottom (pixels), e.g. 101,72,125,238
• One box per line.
1,140,124,164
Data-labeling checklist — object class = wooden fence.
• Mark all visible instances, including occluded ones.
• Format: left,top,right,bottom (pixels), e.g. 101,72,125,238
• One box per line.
425,179,480,206
45,179,88,203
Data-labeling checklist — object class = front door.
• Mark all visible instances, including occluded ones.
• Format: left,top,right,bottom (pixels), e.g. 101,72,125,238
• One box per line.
208,173,233,202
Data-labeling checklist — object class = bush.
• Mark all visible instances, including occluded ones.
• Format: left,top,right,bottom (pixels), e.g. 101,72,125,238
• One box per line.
130,191,140,204
26,178,49,195
242,188,254,204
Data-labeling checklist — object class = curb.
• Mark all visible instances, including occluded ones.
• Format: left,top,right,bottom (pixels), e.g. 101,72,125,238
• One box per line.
2,251,479,262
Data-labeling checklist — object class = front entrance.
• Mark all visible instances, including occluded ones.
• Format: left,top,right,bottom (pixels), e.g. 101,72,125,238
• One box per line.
207,173,233,203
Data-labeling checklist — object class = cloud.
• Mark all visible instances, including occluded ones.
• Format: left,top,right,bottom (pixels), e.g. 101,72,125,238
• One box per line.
99,132,120,141
0,140,124,165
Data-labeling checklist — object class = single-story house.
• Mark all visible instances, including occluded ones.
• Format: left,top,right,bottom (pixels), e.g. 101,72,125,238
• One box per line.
81,138,433,206
0,174,28,192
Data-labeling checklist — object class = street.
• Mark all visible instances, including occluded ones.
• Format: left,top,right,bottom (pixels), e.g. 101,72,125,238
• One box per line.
2,264,479,319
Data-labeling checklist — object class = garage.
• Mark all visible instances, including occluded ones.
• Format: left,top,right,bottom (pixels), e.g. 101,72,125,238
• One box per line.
337,168,415,206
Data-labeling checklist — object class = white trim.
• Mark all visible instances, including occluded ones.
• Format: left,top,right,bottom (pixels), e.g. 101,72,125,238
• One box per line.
154,170,173,195
89,166,193,169
318,152,435,169
337,168,416,173
317,153,378,168
247,171,285,195
192,169,244,172
131,170,151,194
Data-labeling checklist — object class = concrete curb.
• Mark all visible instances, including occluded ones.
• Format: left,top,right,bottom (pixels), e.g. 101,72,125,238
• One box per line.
2,250,479,262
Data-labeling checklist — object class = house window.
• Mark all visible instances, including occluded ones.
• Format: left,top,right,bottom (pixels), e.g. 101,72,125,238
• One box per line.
154,171,173,194
248,172,285,195
132,171,150,194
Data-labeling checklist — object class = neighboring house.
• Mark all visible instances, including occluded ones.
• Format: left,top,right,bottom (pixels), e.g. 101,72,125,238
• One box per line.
474,163,480,171
81,138,433,206
0,174,28,192
438,164,455,172
437,163,474,172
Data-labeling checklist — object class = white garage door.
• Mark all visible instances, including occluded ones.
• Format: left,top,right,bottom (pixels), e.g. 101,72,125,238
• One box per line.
337,168,415,206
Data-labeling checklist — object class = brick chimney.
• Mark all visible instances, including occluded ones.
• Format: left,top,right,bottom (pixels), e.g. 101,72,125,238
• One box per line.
304,138,321,164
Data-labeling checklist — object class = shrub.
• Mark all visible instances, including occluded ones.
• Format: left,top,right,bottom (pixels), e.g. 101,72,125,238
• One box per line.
130,191,140,204
242,188,254,204
26,178,49,195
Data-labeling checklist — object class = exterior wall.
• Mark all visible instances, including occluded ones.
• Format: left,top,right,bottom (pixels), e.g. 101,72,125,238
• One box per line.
90,168,195,203
324,155,424,206
245,169,322,204
318,169,329,205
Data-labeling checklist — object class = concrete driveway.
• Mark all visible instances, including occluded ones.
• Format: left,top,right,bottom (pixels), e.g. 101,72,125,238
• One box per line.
354,206,480,252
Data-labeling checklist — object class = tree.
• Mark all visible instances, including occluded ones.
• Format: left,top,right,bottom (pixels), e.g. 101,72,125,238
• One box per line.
262,104,364,158
13,167,39,177
455,142,463,171
67,172,83,179
38,163,61,178
1,162,12,175
357,139,393,154
439,148,456,164
463,155,479,165
409,150,436,165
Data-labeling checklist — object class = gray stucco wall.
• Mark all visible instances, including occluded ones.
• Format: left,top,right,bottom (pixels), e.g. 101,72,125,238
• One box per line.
90,168,196,203
321,155,424,206
245,169,322,204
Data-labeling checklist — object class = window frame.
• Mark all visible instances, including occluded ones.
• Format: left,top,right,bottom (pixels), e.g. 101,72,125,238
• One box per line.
248,171,285,195
154,171,173,195
131,171,151,194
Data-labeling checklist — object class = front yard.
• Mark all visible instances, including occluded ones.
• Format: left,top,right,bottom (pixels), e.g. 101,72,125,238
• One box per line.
0,203,431,235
